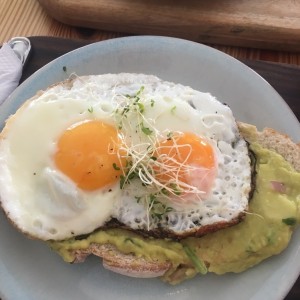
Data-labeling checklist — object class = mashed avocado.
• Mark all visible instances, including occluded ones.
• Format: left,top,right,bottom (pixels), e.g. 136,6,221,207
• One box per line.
50,142,300,284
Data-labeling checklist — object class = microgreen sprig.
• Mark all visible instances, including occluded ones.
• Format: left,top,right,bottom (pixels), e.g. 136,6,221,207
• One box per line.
111,86,207,227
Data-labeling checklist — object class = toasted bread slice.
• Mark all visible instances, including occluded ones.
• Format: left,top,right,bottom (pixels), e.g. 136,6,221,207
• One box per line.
238,122,300,172
70,123,300,279
73,243,171,278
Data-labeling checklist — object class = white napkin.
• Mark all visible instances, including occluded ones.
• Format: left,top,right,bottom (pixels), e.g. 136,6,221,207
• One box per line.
0,43,23,105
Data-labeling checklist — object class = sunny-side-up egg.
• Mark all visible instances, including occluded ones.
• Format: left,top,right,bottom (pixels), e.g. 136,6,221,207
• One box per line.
0,73,252,241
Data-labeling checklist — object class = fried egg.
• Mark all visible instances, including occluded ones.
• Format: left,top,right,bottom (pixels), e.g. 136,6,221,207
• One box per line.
0,74,251,241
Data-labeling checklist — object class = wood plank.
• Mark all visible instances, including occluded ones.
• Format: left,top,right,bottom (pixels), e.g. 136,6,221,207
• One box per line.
1,0,300,65
37,0,300,51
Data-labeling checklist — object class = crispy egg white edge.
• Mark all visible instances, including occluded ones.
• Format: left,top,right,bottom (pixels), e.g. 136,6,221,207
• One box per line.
0,73,251,240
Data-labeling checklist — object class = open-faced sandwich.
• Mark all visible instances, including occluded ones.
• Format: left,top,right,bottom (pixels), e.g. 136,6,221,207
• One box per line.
0,73,299,284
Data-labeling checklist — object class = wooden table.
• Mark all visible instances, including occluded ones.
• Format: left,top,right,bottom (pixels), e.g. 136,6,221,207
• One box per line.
1,0,300,65
0,1,299,300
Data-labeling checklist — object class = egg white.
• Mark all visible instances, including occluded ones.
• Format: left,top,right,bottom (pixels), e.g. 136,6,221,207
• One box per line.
0,74,251,240
0,79,121,240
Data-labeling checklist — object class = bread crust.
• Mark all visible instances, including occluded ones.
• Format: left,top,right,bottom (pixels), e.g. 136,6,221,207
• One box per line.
71,122,300,278
72,243,171,278
238,122,300,172
1,74,299,280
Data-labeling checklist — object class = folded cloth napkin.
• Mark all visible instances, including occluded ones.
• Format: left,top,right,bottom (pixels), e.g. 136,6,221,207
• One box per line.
0,43,23,105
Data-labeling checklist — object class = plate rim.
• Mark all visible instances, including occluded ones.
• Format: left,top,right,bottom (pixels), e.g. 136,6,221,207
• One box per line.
0,35,299,300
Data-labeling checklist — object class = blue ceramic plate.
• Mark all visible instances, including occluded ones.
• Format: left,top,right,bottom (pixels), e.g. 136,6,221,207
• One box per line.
0,36,299,300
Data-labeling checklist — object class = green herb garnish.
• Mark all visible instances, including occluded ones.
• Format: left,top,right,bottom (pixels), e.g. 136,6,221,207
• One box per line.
141,123,153,135
147,193,173,221
183,245,207,274
120,175,126,189
167,131,173,140
136,85,145,95
135,196,142,203
171,105,177,114
282,217,297,226
169,183,182,195
137,102,145,113
112,163,120,170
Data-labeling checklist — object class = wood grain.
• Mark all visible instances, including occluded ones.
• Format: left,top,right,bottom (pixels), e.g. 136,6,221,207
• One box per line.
37,0,300,51
1,0,300,65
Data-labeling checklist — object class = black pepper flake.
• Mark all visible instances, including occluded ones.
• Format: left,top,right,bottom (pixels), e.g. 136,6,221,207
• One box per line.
108,189,112,192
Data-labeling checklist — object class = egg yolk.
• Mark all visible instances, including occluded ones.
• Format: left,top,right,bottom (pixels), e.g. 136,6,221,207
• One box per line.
155,132,216,194
54,120,124,191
